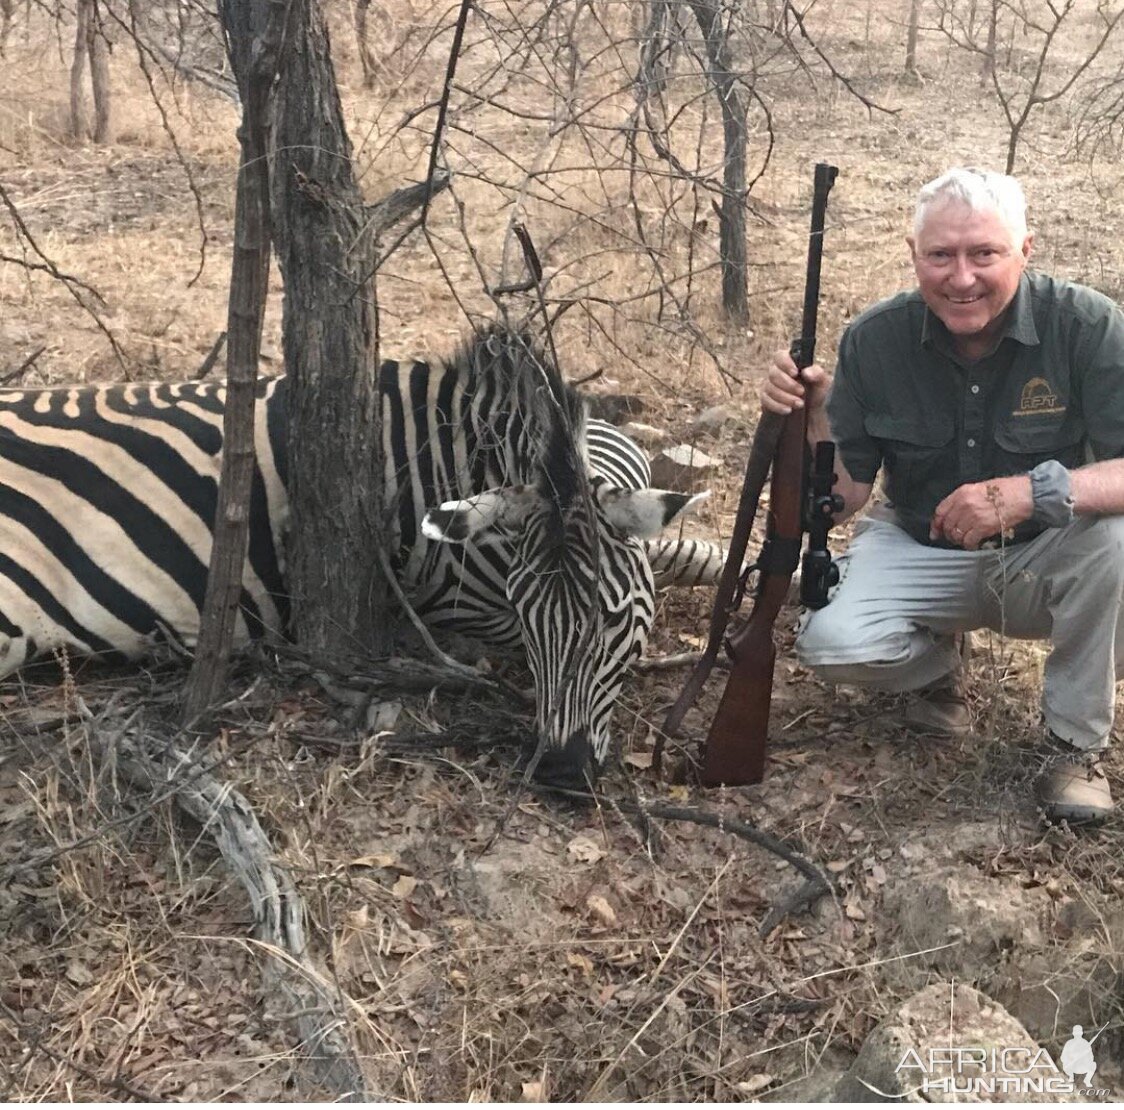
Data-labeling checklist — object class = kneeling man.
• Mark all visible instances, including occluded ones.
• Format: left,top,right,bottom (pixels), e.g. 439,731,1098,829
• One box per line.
764,166,1124,825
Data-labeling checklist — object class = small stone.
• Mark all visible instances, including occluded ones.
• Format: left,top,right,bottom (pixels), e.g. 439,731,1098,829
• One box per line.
649,444,718,489
366,700,402,732
691,404,736,433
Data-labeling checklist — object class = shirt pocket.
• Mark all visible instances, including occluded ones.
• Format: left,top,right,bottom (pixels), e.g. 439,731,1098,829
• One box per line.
863,408,953,458
863,412,955,494
993,414,1085,471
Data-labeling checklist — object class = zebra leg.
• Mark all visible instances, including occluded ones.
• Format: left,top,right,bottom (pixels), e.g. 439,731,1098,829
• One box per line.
643,537,738,588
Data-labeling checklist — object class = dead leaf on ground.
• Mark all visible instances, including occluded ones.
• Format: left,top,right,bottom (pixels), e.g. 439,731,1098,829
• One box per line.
586,893,618,926
736,1073,774,1094
520,1079,546,1101
392,874,419,899
567,834,605,863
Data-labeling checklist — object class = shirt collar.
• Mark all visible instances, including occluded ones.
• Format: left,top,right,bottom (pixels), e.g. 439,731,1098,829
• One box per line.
920,271,1040,353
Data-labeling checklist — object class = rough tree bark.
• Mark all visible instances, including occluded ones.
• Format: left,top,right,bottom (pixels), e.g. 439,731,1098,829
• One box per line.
686,0,749,326
181,0,286,722
89,2,111,143
270,0,392,662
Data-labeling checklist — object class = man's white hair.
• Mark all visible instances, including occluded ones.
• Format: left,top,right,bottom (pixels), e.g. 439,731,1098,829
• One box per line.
914,167,1029,246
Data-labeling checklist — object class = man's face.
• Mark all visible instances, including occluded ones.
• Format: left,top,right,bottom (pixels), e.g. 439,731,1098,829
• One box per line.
908,199,1033,355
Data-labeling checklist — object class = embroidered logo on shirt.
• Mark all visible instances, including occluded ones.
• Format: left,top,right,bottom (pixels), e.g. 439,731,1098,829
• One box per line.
1013,376,1066,417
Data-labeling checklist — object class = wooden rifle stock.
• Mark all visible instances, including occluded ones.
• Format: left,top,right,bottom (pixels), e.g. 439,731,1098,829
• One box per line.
663,161,837,786
701,402,809,785
660,407,785,740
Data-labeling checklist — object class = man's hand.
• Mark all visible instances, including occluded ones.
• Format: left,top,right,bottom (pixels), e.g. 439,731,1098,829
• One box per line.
930,475,1034,549
761,348,831,416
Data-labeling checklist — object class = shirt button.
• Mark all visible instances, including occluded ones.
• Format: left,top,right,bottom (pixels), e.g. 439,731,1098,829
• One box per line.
970,384,980,394
967,438,977,447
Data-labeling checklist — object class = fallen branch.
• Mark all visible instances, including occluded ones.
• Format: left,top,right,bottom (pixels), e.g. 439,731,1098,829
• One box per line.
635,651,732,673
192,331,227,379
82,706,373,1100
637,801,833,936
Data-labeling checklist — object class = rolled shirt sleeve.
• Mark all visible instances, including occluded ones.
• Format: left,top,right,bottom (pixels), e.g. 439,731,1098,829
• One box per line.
826,323,882,485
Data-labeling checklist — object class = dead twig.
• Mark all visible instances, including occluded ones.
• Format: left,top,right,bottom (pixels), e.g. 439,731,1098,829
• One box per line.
0,344,45,385
533,788,834,937
0,183,127,371
634,651,732,673
192,332,227,379
0,999,160,1102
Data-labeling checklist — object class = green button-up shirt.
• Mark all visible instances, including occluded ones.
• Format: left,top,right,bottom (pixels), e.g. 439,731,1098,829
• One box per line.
827,270,1124,545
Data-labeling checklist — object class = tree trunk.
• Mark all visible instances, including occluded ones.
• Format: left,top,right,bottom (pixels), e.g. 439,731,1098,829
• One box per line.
89,0,112,143
0,0,13,57
182,0,283,724
904,0,921,79
981,0,997,86
271,0,392,663
354,0,375,87
687,0,749,326
69,0,90,139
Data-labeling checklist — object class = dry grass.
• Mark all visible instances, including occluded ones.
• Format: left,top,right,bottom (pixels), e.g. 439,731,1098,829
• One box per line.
3,0,1124,1099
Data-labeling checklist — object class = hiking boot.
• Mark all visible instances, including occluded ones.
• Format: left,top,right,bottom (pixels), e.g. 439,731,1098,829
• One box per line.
902,675,971,737
1037,735,1113,826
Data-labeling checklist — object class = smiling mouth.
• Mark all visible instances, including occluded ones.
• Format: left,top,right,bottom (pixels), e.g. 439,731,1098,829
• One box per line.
947,295,984,304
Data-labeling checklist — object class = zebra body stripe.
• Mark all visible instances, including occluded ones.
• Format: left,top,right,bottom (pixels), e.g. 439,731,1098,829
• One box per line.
0,330,713,781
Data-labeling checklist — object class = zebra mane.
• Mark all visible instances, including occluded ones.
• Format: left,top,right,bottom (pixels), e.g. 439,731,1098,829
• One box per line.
449,324,588,508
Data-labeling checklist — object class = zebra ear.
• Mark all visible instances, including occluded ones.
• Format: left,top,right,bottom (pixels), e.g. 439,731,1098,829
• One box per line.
600,489,709,539
421,485,540,543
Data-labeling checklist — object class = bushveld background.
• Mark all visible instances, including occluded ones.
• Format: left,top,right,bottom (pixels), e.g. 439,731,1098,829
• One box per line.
1,0,1124,1099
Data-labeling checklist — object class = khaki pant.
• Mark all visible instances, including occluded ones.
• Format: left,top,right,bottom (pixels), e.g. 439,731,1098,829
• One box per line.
796,506,1124,751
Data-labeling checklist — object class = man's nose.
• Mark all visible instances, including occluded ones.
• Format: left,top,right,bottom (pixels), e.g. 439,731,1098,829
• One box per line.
948,255,976,289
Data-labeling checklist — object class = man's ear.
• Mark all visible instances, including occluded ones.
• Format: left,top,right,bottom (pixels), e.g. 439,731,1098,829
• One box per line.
422,485,540,543
906,234,917,262
600,489,709,539
1020,232,1035,263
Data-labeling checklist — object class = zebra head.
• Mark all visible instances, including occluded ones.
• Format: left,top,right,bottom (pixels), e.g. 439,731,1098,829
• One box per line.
417,331,704,787
422,474,703,785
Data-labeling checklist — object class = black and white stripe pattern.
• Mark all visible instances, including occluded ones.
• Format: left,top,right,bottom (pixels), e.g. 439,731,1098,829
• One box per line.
0,379,288,675
0,328,706,782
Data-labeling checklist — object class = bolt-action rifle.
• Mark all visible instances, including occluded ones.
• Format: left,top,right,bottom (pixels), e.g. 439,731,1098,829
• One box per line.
662,162,841,786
